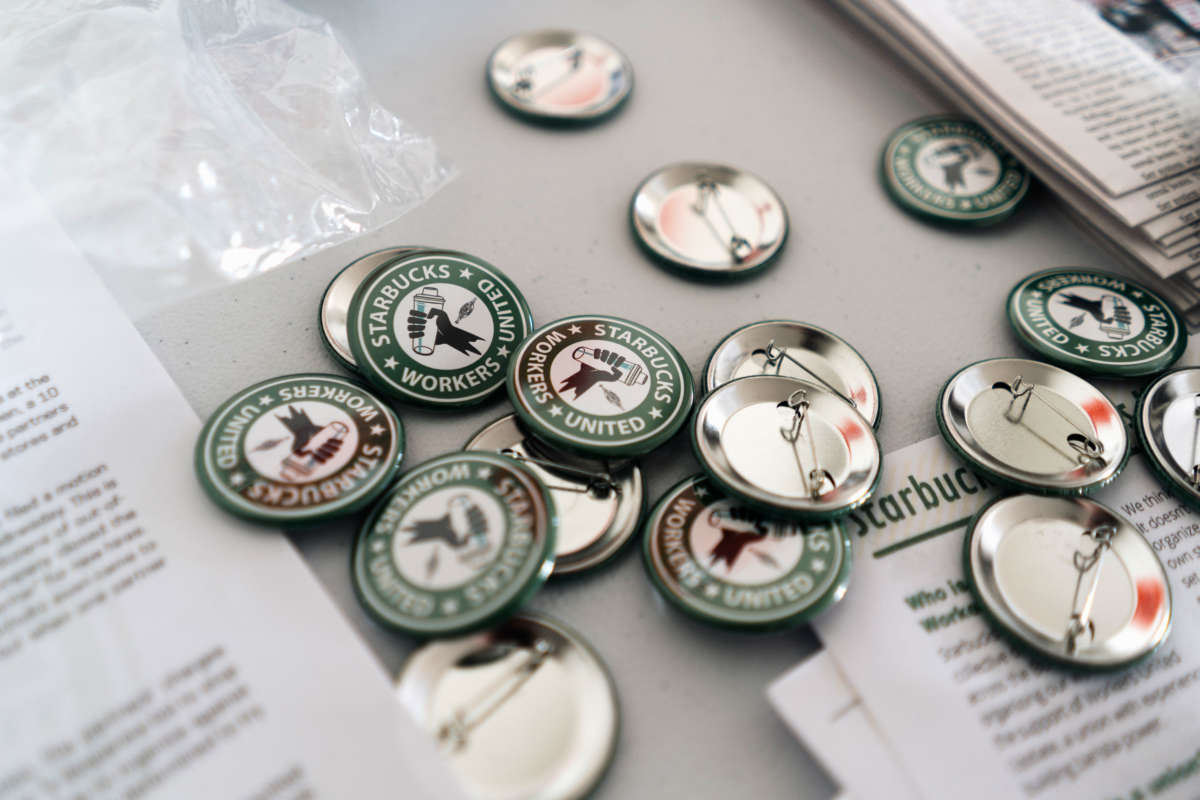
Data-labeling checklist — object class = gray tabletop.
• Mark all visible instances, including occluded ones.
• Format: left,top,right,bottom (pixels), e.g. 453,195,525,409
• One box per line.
135,1,1168,797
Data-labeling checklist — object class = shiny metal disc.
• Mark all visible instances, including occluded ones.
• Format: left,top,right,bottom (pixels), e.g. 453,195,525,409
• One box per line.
703,320,880,427
630,162,788,277
966,494,1171,669
692,375,881,520
465,414,643,575
1137,367,1200,510
397,613,619,800
319,246,426,369
487,30,633,122
937,358,1128,494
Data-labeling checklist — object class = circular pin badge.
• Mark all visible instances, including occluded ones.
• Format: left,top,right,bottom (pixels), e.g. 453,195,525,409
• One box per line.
703,320,881,427
642,475,851,630
319,246,427,370
507,315,695,458
346,250,533,408
465,414,643,575
965,494,1171,670
195,374,404,524
881,114,1030,226
693,375,881,521
397,613,618,800
630,162,788,279
937,358,1128,495
1007,268,1185,378
352,452,556,637
487,29,633,123
1137,368,1200,511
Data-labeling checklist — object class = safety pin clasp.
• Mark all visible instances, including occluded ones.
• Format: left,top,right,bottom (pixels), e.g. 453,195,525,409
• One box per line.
1065,525,1115,654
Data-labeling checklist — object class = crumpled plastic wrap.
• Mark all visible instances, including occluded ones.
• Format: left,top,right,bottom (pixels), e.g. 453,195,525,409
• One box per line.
0,0,453,316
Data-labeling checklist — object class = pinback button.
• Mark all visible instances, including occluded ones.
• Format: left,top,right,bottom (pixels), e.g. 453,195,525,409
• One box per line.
465,414,643,576
881,114,1030,226
194,374,404,525
397,613,619,800
936,357,1128,495
965,494,1171,670
703,320,881,427
507,315,695,458
352,452,556,638
630,162,788,279
1007,268,1186,378
319,246,428,370
346,250,533,408
642,474,851,631
487,29,633,124
692,375,881,521
1137,368,1200,512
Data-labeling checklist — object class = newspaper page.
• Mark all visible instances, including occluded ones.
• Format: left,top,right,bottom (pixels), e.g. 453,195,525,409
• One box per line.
0,168,462,797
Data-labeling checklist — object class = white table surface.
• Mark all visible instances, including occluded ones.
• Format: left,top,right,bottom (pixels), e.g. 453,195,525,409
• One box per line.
133,1,1191,797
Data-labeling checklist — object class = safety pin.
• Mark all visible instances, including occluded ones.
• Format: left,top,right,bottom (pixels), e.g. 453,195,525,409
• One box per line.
500,448,616,497
514,46,584,99
1189,396,1200,489
691,179,753,262
993,377,1106,470
1065,525,1116,654
753,340,858,410
778,388,835,500
437,638,555,752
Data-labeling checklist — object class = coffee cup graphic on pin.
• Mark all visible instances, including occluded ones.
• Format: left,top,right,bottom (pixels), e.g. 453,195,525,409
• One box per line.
410,288,445,356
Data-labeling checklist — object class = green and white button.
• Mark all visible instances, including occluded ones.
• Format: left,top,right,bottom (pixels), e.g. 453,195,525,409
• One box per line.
1007,268,1185,378
642,475,851,630
881,114,1030,226
352,452,556,637
346,250,533,408
507,315,695,458
195,374,404,524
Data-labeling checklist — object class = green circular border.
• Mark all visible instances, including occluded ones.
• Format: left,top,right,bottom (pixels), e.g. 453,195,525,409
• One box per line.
880,114,1031,227
627,166,789,282
506,314,696,458
351,451,557,638
700,319,883,428
194,373,405,525
1136,368,1200,514
640,474,852,631
934,358,1130,497
1006,267,1186,378
484,31,634,126
346,250,534,409
962,493,1170,673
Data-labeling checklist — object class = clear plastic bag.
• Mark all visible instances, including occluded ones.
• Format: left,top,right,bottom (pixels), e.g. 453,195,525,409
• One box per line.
0,0,453,317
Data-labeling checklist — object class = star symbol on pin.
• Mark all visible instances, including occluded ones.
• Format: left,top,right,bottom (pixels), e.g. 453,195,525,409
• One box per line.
1029,290,1043,299
384,356,398,370
568,325,582,334
477,467,492,479
1075,344,1089,354
370,425,385,436
371,540,386,553
549,405,563,417
459,268,472,279
812,558,827,573
704,583,720,598
497,345,510,357
1131,290,1143,298
258,395,273,406
229,472,246,487
442,599,459,614
693,485,708,498
649,407,663,419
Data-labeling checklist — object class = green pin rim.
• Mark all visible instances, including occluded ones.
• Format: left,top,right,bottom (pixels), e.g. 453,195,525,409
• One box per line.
346,249,533,409
641,474,852,631
1006,268,1186,378
880,114,1030,227
506,314,695,458
351,451,557,638
194,373,404,525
